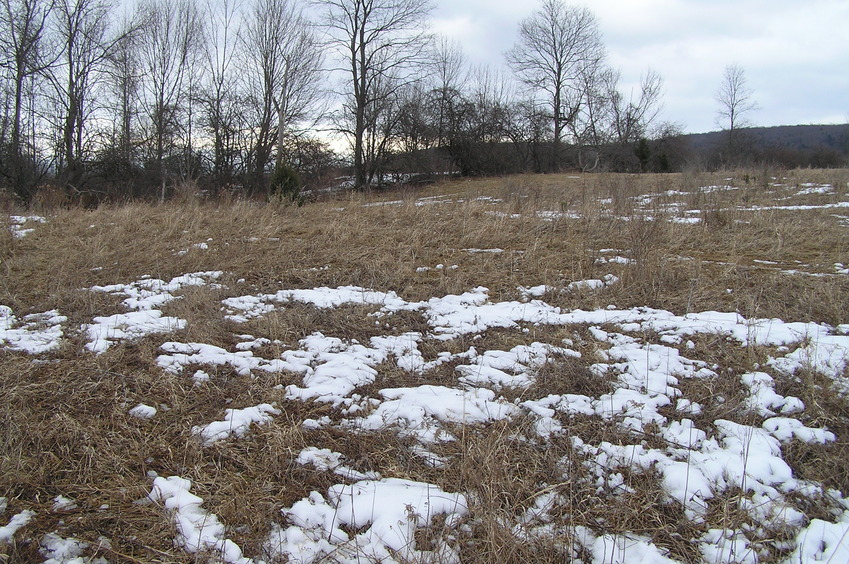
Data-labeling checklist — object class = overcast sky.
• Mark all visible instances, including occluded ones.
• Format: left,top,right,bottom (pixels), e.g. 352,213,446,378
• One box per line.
432,0,849,134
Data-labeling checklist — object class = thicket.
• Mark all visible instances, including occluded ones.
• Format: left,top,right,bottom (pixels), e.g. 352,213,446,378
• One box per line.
1,0,844,210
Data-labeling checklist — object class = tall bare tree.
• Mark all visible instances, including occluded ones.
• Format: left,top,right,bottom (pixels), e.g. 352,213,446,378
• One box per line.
506,0,605,170
0,0,57,203
241,0,323,187
429,36,465,148
319,0,433,188
53,0,130,193
607,69,663,145
715,64,758,165
137,0,203,199
201,0,242,184
715,64,758,134
103,14,142,175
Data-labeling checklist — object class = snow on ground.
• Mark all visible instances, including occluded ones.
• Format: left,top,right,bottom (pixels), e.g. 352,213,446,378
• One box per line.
8,215,46,239
3,268,849,561
0,506,36,543
265,478,467,563
128,403,157,419
39,532,109,564
5,190,849,562
140,279,849,562
83,271,223,353
192,403,281,445
0,306,66,354
148,476,253,563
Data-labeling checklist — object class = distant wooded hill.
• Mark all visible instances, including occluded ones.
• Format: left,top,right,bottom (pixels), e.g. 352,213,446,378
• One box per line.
680,123,849,168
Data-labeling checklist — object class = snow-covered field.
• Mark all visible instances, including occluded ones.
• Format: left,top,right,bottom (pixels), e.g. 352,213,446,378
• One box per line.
2,171,848,563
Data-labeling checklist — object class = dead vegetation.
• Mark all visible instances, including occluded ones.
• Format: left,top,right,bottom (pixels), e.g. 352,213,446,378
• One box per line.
1,169,848,562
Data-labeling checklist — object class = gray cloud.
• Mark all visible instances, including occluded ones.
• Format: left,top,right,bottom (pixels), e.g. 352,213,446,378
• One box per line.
433,0,849,132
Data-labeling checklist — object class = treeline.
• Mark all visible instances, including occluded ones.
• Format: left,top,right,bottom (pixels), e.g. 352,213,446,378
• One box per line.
686,125,849,170
2,0,832,208
0,0,691,206
1,0,335,206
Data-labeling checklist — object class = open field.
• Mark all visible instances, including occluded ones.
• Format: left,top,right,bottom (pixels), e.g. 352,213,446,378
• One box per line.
1,169,849,563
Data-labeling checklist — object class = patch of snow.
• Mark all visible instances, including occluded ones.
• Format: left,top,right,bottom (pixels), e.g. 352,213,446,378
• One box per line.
463,247,504,253
296,447,380,481
175,241,211,256
85,310,186,353
148,476,253,563
350,385,518,443
84,271,223,352
699,528,757,564
265,478,467,563
768,333,849,391
0,306,66,354
39,532,108,564
192,403,281,445
591,533,680,563
565,275,619,292
8,215,46,238
456,342,576,391
740,371,804,416
595,255,633,265
762,417,835,444
129,404,157,419
0,509,35,543
158,341,309,376
52,496,78,512
796,183,833,196
787,511,849,563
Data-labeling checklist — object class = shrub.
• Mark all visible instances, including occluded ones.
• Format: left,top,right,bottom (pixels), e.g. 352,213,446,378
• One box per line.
269,162,302,205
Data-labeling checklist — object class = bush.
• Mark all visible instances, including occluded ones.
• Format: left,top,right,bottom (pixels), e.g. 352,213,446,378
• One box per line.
269,162,302,204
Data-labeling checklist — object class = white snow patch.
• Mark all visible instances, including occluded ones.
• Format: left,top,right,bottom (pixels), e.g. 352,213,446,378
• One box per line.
149,476,253,563
699,528,757,564
8,215,46,238
566,274,619,292
158,340,309,377
39,532,107,564
129,404,157,419
192,404,281,445
296,447,380,481
84,271,223,352
0,306,66,354
787,511,849,563
351,385,518,443
265,478,467,563
0,509,35,543
591,533,680,563
52,496,78,512
85,310,186,353
740,371,804,416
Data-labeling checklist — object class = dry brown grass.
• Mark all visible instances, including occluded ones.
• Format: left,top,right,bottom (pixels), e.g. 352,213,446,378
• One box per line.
1,169,848,562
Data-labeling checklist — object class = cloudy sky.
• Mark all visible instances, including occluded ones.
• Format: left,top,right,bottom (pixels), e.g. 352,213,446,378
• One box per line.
432,0,849,134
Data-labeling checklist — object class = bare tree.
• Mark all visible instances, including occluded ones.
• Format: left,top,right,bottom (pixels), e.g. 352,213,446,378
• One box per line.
319,0,433,188
137,0,204,200
52,0,131,193
447,65,515,176
200,0,242,185
429,36,465,148
565,63,612,170
103,14,142,175
715,64,758,133
506,0,605,170
607,69,663,144
0,0,58,203
715,64,758,165
241,0,323,188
